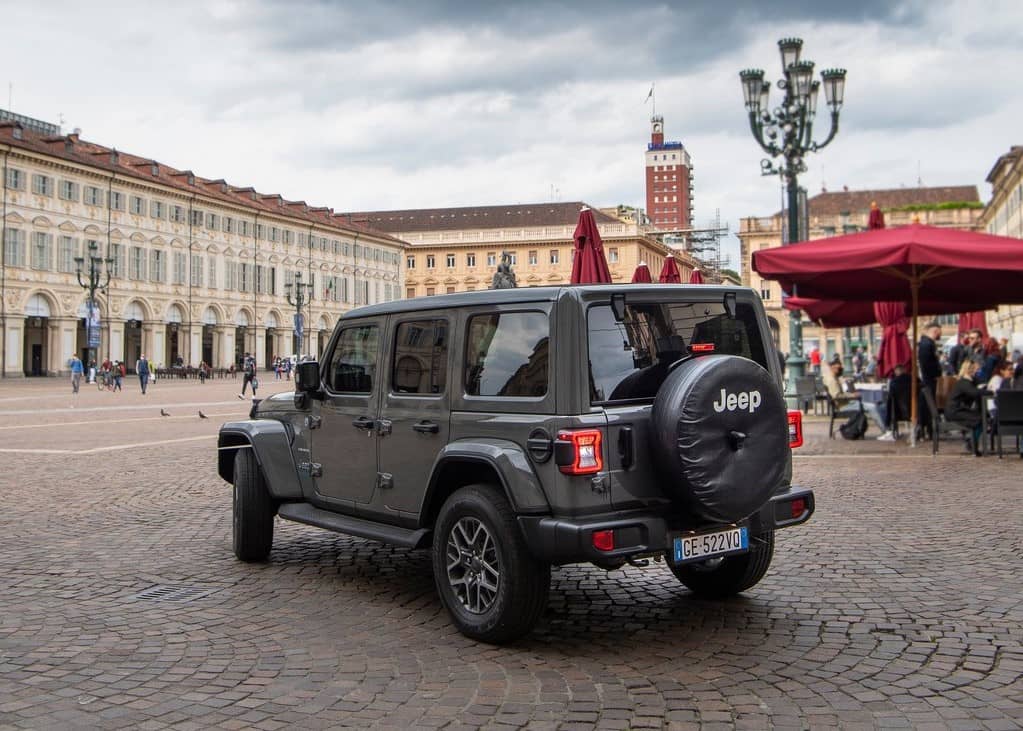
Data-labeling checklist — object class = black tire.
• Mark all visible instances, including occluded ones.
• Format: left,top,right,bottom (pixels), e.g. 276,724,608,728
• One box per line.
667,531,774,598
233,449,275,562
651,355,788,523
432,484,550,644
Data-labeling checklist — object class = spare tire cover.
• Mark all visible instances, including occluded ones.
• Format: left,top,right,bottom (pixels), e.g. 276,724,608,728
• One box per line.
651,354,787,523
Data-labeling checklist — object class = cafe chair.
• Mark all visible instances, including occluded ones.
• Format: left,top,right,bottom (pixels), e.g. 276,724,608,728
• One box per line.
994,390,1023,459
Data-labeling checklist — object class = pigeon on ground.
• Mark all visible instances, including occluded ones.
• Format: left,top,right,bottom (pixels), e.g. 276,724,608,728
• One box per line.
160,409,170,417
199,411,208,419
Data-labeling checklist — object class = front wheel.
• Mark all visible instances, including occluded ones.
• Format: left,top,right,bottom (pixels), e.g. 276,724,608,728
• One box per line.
432,485,550,644
232,449,276,562
667,531,774,598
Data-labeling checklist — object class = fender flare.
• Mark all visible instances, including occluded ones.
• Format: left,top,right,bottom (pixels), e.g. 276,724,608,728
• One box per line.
218,420,304,500
424,438,551,519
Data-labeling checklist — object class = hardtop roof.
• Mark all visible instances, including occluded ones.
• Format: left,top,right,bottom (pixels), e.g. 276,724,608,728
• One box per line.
342,283,754,320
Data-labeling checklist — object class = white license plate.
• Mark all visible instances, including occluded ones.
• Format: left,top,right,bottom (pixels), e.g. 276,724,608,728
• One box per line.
672,527,748,563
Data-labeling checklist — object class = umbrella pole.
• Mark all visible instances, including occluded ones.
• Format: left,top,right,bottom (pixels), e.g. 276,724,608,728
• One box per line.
910,277,920,448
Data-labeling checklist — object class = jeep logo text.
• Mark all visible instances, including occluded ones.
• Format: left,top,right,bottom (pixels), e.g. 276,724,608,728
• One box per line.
712,388,761,413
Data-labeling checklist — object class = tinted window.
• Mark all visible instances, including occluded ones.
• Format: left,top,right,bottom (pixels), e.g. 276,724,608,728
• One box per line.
392,319,448,394
465,312,549,397
588,301,768,403
326,324,378,393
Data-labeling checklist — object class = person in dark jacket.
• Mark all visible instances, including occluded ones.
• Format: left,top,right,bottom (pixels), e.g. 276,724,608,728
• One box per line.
946,360,983,456
919,321,942,392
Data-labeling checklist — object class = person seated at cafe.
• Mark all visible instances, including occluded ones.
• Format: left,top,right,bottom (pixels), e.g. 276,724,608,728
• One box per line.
875,363,911,441
822,356,886,435
947,360,983,456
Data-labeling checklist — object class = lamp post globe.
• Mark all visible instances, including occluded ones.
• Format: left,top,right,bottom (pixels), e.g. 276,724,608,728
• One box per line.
739,38,846,399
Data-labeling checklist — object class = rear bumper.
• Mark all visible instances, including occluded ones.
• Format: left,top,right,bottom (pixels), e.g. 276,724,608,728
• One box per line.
517,486,814,565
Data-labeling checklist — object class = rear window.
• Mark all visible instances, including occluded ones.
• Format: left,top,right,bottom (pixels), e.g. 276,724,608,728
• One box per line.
588,300,768,404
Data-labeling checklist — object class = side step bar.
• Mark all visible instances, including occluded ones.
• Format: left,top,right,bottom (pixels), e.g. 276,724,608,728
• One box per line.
277,502,431,549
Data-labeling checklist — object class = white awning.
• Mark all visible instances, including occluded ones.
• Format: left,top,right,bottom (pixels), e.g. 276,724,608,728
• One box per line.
166,305,184,324
235,311,249,327
202,307,218,326
124,301,145,321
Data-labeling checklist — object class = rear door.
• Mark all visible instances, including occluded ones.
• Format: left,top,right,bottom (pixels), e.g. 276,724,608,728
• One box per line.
586,295,773,510
373,315,452,521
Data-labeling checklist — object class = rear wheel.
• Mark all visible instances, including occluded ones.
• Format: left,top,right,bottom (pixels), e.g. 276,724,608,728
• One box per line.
432,485,550,644
233,449,275,562
667,531,774,598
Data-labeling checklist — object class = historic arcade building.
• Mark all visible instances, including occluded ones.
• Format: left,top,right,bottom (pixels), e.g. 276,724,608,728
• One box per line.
0,117,403,376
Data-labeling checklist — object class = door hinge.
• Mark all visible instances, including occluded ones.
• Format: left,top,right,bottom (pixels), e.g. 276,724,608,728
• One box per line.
305,415,322,430
376,472,394,489
299,462,323,477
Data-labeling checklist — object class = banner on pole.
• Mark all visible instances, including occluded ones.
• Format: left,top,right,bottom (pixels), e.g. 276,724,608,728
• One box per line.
294,313,304,342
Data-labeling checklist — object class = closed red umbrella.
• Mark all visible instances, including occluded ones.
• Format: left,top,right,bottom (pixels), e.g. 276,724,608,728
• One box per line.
631,262,653,283
658,255,681,283
570,207,613,284
867,201,886,230
688,268,705,284
874,302,911,378
957,311,989,339
754,222,1023,438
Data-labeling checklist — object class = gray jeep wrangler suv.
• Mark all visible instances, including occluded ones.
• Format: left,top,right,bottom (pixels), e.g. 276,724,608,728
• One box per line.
218,285,813,643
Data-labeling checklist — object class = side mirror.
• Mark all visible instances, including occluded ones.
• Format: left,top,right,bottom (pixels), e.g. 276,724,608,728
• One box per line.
295,361,321,393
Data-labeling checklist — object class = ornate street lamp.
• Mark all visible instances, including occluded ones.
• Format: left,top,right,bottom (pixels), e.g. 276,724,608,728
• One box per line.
75,240,113,369
285,271,314,356
740,38,846,394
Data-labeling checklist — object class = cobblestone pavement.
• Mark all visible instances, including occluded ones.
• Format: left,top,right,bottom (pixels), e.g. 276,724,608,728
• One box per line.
1,378,1021,729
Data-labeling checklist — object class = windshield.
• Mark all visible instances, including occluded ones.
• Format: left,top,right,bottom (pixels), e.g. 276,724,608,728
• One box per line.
587,300,769,404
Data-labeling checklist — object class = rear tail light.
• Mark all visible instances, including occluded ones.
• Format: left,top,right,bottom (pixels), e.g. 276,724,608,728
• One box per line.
690,343,715,353
787,410,803,448
592,530,615,552
555,429,604,475
790,497,807,519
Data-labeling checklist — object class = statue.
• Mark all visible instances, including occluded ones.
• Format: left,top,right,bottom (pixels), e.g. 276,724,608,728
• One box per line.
491,250,518,289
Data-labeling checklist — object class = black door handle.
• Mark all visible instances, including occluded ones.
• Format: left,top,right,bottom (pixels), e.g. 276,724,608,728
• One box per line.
352,416,375,430
412,421,440,434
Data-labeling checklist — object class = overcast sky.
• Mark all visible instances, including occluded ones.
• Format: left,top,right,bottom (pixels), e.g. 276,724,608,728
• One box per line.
5,0,1022,271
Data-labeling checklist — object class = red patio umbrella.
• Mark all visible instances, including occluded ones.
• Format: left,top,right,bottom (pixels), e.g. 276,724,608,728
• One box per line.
658,255,681,283
631,262,653,283
689,268,705,284
570,207,613,284
754,223,1023,439
784,296,1000,329
957,311,989,339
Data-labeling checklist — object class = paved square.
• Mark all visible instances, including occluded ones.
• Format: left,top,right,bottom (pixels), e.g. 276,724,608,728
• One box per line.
1,376,1021,729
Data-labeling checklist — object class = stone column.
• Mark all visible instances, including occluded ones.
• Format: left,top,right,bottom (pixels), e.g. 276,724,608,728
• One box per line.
47,317,72,376
217,326,233,370
5,318,25,378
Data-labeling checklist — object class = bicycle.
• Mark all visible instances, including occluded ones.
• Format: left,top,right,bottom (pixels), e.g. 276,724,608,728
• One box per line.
97,369,114,391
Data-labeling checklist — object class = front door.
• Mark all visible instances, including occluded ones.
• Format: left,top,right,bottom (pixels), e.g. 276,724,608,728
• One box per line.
375,316,452,519
311,319,384,509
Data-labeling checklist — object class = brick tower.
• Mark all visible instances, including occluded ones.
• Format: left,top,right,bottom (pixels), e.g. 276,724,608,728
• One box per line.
644,115,693,230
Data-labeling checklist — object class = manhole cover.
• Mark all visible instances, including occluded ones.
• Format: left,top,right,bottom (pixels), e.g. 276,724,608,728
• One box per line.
131,585,218,603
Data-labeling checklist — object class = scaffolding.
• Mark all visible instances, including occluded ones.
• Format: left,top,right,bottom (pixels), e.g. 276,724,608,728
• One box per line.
657,209,731,282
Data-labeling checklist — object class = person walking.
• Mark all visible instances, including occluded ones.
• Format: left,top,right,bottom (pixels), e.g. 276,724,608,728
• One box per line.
238,352,256,398
136,354,151,395
70,354,84,407
112,360,125,392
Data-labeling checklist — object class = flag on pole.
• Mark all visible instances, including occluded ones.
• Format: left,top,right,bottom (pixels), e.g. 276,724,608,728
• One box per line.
644,84,654,103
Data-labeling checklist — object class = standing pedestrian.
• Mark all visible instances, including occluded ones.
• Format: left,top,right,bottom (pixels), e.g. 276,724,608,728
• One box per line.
136,353,151,395
238,352,256,398
113,361,124,392
69,354,84,407
809,347,822,375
